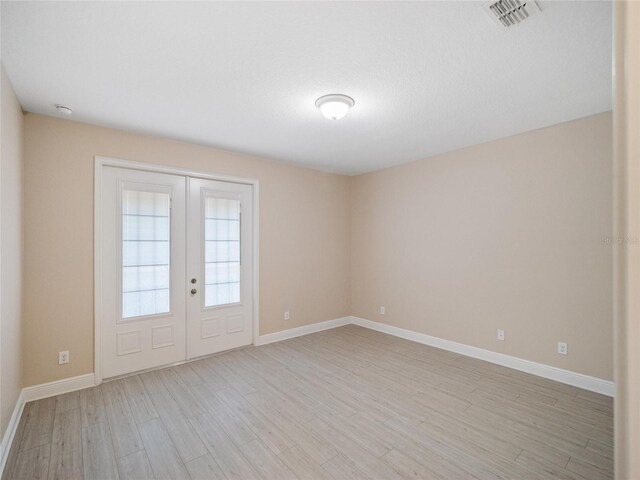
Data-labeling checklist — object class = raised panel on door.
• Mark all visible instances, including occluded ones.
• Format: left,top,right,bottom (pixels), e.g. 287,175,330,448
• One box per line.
187,177,253,359
101,167,187,378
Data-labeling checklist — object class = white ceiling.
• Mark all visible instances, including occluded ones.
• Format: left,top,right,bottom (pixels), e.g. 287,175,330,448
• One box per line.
1,1,612,175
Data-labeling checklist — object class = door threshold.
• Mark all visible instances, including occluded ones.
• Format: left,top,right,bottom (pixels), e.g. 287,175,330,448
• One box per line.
101,343,252,384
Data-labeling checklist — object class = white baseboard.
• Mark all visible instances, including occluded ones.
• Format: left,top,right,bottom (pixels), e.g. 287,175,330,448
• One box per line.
350,316,614,397
256,316,352,346
21,373,96,403
0,391,26,475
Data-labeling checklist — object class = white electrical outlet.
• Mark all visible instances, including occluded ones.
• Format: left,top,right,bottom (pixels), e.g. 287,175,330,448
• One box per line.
58,351,69,365
284,311,290,321
558,342,568,355
497,329,505,341
379,306,386,315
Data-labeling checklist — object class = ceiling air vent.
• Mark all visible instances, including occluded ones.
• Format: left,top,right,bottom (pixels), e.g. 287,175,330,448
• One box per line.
483,0,541,28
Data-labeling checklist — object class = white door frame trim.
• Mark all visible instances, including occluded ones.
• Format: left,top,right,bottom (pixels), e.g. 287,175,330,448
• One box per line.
94,156,260,385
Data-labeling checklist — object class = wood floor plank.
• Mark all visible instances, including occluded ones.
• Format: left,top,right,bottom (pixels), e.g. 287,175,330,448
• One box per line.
576,389,613,409
466,390,595,446
418,405,523,461
320,411,391,458
139,371,169,395
82,421,119,479
411,420,538,480
121,375,159,424
385,416,506,480
239,438,297,480
189,382,257,447
79,386,107,428
515,450,582,480
267,413,338,464
188,359,232,391
158,369,207,418
100,381,144,459
12,444,51,480
321,454,371,480
351,413,479,480
205,356,257,395
54,392,80,415
216,387,295,455
566,455,614,480
243,388,314,426
138,418,190,480
448,402,568,467
20,398,56,451
396,441,481,480
149,390,208,463
346,411,413,451
189,412,261,480
370,388,432,423
586,437,613,460
172,363,205,387
277,445,335,480
412,386,472,416
464,403,584,467
477,363,581,399
184,454,226,480
116,450,156,480
48,408,82,480
559,393,613,417
8,326,613,480
306,417,405,480
300,369,400,423
380,448,448,480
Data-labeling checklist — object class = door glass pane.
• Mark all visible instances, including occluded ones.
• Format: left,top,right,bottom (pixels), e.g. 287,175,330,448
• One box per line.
205,197,240,307
122,190,170,319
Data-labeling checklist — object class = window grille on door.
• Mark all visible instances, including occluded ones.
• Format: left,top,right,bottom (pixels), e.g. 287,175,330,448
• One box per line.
204,197,240,307
121,190,171,318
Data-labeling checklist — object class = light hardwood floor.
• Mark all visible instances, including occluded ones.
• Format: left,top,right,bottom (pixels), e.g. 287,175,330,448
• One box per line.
3,325,613,479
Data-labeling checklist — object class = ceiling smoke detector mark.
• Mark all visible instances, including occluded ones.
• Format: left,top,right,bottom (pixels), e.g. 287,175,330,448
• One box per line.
482,0,541,28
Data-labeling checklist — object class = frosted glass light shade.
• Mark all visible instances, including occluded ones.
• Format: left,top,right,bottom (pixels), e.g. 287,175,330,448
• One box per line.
315,94,355,120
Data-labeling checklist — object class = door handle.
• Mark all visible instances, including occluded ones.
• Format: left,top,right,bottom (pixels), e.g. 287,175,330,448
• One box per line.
191,288,197,295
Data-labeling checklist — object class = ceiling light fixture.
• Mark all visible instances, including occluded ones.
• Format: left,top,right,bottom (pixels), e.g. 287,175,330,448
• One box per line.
55,104,73,115
315,94,354,120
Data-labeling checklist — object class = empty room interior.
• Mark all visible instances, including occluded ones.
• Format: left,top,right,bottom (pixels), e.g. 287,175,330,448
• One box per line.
1,1,639,479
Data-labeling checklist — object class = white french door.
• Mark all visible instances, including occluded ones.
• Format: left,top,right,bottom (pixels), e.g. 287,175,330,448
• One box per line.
187,178,253,359
100,165,254,379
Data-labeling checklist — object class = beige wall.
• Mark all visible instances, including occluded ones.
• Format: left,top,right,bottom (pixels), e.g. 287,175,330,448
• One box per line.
22,108,613,388
23,114,351,387
351,112,613,381
613,2,640,478
1,65,24,435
